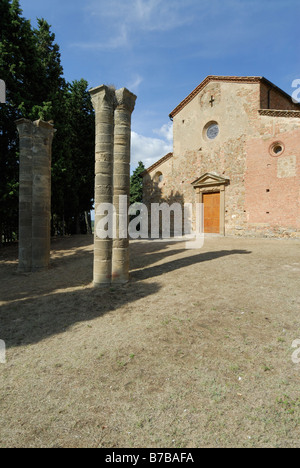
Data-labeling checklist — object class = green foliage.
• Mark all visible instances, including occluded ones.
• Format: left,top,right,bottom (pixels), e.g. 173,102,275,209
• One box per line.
0,1,95,242
51,79,95,235
0,0,38,242
130,161,145,205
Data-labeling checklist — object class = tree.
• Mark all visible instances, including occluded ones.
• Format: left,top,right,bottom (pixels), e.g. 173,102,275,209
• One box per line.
0,1,95,242
63,79,95,234
32,23,95,235
0,0,40,243
130,161,145,205
28,17,70,236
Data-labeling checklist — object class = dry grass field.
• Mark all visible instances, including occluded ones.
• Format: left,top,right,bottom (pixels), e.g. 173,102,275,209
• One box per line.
0,235,299,448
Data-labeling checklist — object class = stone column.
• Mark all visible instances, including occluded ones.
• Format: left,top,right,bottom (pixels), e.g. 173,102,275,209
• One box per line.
90,85,116,287
16,119,55,272
112,88,137,284
16,119,33,272
31,120,55,271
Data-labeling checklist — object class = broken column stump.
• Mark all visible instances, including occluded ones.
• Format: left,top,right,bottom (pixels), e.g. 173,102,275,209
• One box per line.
16,119,55,272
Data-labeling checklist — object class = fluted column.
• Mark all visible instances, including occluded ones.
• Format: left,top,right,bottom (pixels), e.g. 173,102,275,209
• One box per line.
112,88,137,284
90,85,116,287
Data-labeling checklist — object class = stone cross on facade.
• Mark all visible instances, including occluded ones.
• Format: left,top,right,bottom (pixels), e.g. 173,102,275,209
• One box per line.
90,85,137,288
209,95,215,107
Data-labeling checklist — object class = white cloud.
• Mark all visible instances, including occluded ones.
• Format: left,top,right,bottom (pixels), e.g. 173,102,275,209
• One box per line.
94,0,191,31
75,0,271,54
153,122,173,142
126,74,144,93
78,0,193,50
131,130,172,169
132,0,190,31
135,0,160,22
70,24,129,50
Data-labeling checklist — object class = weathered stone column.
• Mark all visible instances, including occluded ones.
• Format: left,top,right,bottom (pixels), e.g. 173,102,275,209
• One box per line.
31,120,55,271
16,119,33,272
90,85,116,287
112,88,137,284
16,119,55,272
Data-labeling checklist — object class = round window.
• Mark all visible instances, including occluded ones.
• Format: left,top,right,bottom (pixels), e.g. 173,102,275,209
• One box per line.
204,122,219,141
274,145,283,154
270,141,285,157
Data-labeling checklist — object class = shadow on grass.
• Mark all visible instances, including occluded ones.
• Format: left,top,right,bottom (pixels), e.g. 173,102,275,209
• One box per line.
130,240,187,271
0,238,183,348
0,238,186,303
131,249,252,281
0,281,160,349
0,236,252,349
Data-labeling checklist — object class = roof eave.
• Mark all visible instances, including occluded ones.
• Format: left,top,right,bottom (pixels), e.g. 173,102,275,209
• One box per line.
141,152,173,177
169,75,300,119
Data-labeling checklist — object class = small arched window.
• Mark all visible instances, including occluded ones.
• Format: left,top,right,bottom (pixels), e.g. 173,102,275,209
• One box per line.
154,171,163,184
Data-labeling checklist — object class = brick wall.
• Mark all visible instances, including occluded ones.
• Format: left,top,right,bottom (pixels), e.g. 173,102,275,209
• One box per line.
245,124,300,237
260,82,300,111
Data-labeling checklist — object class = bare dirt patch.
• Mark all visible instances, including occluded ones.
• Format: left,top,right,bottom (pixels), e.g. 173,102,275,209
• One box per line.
0,235,299,448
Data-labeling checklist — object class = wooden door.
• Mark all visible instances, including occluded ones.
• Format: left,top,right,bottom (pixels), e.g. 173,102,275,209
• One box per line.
203,192,220,234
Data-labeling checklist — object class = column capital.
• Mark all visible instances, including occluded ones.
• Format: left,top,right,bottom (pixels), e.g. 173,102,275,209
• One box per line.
33,120,56,142
15,119,33,137
33,119,56,131
16,119,56,138
89,85,116,111
115,88,137,113
16,118,32,126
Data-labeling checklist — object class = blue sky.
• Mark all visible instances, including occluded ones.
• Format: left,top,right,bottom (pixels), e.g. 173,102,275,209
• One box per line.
20,0,300,171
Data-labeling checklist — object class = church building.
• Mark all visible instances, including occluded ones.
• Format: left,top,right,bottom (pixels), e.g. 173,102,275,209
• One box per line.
142,76,300,238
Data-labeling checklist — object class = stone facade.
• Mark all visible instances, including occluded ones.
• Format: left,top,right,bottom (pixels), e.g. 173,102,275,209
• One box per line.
143,76,300,238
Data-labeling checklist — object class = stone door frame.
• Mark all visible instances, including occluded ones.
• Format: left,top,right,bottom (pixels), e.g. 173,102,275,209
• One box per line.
191,173,230,236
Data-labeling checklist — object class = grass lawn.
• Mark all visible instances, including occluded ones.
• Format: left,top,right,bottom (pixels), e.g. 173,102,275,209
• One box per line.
0,235,299,448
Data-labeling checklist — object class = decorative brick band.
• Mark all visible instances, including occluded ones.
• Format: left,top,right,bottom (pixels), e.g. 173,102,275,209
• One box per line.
259,109,300,118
